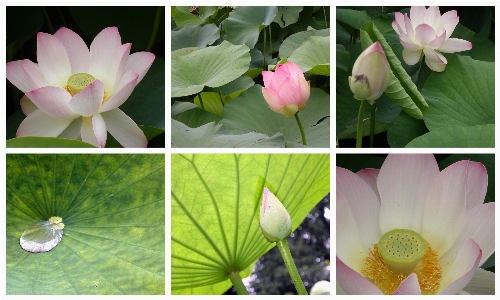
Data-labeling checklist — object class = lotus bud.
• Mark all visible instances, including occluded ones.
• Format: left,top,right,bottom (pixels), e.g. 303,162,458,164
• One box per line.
260,187,292,242
348,41,391,104
262,62,310,117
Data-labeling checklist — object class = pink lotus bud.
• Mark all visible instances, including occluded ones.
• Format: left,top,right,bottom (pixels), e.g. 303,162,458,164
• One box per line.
262,62,310,117
260,187,292,242
348,41,392,104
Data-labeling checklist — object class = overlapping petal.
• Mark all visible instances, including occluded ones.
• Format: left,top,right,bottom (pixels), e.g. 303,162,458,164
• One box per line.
26,86,78,119
378,154,440,234
337,257,383,295
101,109,147,148
54,27,90,74
69,80,105,117
17,110,73,137
37,32,72,87
337,167,380,250
394,274,421,295
422,160,468,256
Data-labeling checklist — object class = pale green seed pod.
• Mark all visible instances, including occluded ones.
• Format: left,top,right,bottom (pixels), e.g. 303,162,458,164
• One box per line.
260,187,292,242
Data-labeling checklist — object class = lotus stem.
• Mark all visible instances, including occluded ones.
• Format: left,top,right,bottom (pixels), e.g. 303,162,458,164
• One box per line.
276,239,308,295
356,100,367,148
294,113,307,146
227,270,249,295
370,102,376,148
146,6,163,52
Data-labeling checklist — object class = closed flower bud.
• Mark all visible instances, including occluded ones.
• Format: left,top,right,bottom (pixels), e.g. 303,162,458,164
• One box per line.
348,41,391,104
260,187,292,242
262,62,310,117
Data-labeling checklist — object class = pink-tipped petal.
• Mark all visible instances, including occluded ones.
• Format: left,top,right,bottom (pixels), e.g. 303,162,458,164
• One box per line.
81,116,100,147
423,48,447,72
465,162,488,211
337,167,381,250
392,12,405,35
6,60,47,93
124,52,155,84
428,30,446,49
438,38,472,53
402,49,422,65
439,238,482,294
356,168,380,201
92,113,107,148
88,27,121,81
262,70,286,92
101,109,147,148
262,87,285,110
276,76,305,105
54,27,90,74
440,202,494,268
440,10,459,39
336,257,383,295
414,23,438,47
37,32,72,87
394,273,421,295
378,154,440,234
422,160,468,256
399,35,421,51
20,95,38,116
99,70,138,112
461,268,495,295
336,191,369,273
26,86,78,119
107,43,131,92
410,6,426,28
403,13,415,42
17,109,73,137
424,6,441,31
69,80,105,117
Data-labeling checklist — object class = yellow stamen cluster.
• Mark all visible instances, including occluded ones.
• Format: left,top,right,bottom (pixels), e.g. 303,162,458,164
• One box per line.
362,242,442,295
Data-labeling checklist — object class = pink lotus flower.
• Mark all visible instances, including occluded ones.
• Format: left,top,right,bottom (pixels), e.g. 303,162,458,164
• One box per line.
392,6,472,72
337,154,494,294
348,41,391,104
6,27,155,147
261,62,310,117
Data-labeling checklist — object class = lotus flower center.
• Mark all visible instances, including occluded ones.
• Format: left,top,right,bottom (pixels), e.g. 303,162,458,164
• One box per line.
67,73,95,95
377,229,426,275
362,228,442,294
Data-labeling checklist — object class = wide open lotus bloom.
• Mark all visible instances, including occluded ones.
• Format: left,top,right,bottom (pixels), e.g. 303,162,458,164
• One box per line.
392,6,472,72
348,41,391,104
337,154,494,295
261,62,310,117
6,27,155,147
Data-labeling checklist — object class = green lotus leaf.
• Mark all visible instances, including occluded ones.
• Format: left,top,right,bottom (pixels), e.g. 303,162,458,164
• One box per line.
171,41,251,97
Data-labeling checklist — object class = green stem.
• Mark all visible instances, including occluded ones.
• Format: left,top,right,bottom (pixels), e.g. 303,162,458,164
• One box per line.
146,6,163,51
294,113,307,146
276,239,308,295
56,7,66,27
263,28,267,70
323,6,328,29
197,93,204,110
370,102,376,148
217,87,224,107
41,7,54,34
356,100,367,148
227,270,249,295
269,26,273,57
